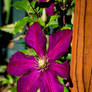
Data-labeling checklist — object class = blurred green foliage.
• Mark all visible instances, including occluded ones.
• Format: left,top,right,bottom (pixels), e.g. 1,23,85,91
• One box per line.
4,0,12,24
13,0,32,13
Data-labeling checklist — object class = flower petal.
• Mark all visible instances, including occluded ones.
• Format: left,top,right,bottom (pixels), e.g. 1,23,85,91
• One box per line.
49,61,70,79
17,70,41,92
40,71,64,92
38,0,46,3
6,51,38,76
47,29,72,61
25,22,47,57
46,3,55,16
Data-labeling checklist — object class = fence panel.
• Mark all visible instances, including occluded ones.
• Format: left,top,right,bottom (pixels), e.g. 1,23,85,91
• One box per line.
70,0,92,92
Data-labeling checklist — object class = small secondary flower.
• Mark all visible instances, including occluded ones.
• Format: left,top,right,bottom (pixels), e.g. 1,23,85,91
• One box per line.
38,0,55,16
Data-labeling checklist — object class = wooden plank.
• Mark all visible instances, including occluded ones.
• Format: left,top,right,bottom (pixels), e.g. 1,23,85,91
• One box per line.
70,0,92,92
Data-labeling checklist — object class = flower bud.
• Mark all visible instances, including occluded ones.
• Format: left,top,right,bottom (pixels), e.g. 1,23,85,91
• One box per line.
41,8,47,22
71,12,74,24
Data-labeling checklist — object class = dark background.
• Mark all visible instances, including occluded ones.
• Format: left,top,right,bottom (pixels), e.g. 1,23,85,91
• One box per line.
0,0,26,65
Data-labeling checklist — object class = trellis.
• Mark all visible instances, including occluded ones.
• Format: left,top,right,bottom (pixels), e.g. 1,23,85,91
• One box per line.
70,0,92,92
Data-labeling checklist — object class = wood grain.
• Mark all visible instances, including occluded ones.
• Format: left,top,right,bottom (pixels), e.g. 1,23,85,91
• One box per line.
70,0,92,92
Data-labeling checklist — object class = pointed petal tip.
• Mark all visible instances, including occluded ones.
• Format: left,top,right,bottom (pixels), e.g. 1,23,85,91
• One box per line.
49,61,70,79
47,29,72,60
38,0,46,3
41,71,64,92
17,70,41,92
7,51,37,76
25,22,47,58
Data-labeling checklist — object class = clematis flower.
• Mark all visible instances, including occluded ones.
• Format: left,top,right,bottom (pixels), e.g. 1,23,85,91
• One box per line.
7,22,72,92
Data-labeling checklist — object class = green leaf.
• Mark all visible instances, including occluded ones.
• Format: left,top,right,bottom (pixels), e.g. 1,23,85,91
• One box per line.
64,87,69,92
38,17,45,26
61,24,72,30
0,23,16,34
58,76,64,85
29,17,45,26
56,60,62,64
1,74,14,85
8,86,17,92
20,48,37,56
31,0,36,8
46,15,59,28
2,79,9,85
0,76,6,82
0,65,7,73
7,74,13,84
61,56,65,60
14,16,36,34
4,0,12,24
30,0,42,13
13,0,33,13
37,88,40,92
71,0,75,6
66,53,71,60
58,76,69,92
46,35,49,50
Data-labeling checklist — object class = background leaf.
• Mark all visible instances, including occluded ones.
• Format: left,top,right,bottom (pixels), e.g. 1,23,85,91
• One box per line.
37,88,40,92
20,48,37,56
64,87,69,92
0,23,16,34
46,15,59,28
13,0,33,13
0,65,7,73
14,16,36,34
58,76,69,92
4,0,12,24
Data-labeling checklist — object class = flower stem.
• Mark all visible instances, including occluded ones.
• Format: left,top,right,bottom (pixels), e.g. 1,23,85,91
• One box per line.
29,3,40,18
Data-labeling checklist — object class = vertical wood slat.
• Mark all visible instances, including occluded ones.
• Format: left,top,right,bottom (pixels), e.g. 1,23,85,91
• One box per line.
70,0,92,92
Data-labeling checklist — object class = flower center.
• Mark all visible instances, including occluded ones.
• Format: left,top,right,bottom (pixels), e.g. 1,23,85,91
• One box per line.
38,59,46,68
37,57,50,72
38,56,50,72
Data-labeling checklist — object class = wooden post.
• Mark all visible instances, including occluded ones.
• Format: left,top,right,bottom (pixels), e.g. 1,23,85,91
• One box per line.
70,0,92,92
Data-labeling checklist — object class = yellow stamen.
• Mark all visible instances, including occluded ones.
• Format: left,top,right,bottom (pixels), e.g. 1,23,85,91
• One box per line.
38,59,46,68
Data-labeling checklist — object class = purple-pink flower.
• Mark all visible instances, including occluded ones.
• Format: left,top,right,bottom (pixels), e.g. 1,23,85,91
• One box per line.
38,0,55,16
46,3,55,16
7,22,72,92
